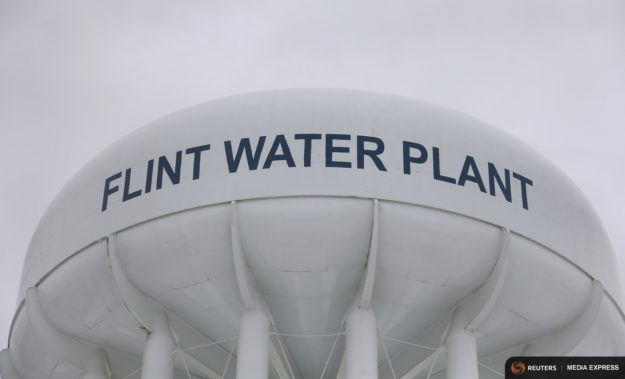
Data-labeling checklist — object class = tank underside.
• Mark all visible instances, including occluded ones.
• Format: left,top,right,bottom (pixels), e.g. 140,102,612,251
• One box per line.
4,197,625,379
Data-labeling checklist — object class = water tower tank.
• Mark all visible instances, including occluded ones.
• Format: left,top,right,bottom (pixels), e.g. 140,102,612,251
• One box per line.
2,89,624,379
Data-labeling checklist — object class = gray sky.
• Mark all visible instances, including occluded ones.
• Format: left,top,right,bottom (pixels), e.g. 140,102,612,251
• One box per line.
1,0,624,349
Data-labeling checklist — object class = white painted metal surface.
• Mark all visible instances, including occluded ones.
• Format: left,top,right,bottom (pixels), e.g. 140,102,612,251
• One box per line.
3,89,624,378
446,309,478,379
345,308,378,379
141,311,174,379
236,309,270,379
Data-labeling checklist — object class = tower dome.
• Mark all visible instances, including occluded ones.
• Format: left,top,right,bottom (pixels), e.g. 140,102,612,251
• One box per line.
2,89,623,379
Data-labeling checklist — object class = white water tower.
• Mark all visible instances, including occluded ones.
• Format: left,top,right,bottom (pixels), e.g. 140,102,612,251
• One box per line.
2,89,623,379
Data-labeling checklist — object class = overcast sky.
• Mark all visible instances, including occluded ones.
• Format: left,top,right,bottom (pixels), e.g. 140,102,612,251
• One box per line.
1,0,624,350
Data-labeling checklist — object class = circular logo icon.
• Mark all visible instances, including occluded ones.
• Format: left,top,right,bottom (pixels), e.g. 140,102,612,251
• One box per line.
510,361,526,375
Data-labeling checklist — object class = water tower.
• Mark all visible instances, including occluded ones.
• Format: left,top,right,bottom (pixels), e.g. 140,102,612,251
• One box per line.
2,89,623,379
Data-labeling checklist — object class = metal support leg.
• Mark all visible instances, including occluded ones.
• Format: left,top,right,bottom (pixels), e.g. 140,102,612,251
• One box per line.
343,199,380,379
445,308,478,379
83,348,110,379
236,308,270,379
231,201,292,379
141,311,174,379
345,307,378,379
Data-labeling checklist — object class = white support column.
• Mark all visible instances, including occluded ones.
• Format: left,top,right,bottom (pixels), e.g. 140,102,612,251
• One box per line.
359,199,379,310
141,311,174,379
83,348,110,379
236,308,271,379
445,308,478,379
345,199,380,379
0,349,24,379
230,201,293,379
345,307,378,379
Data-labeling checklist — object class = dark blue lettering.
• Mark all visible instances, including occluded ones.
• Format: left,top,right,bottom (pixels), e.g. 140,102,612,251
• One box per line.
488,163,511,202
224,137,266,173
185,144,211,180
263,135,295,169
145,159,154,193
513,172,533,210
403,141,428,174
101,172,122,211
357,136,386,171
458,156,486,193
294,134,321,167
325,134,351,168
157,151,182,190
122,168,142,202
432,147,456,184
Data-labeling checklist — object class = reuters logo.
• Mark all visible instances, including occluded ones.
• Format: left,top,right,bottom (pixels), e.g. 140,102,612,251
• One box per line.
510,361,526,375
